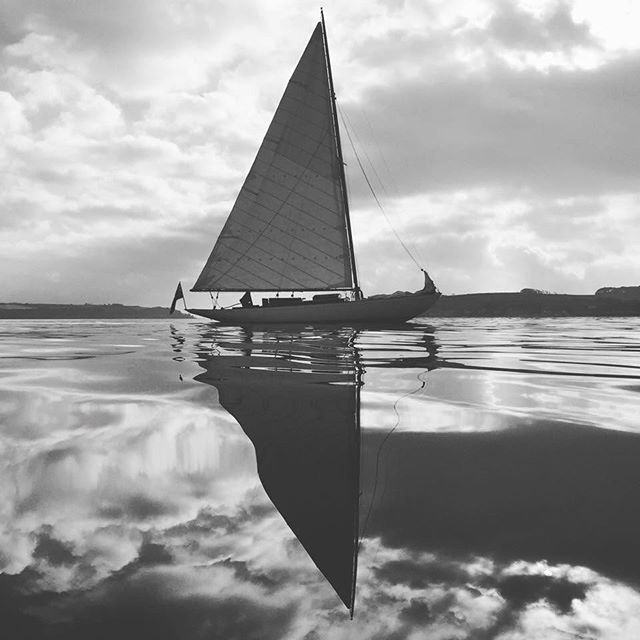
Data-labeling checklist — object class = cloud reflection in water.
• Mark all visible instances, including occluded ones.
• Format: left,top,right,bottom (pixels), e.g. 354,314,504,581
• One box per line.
1,319,640,638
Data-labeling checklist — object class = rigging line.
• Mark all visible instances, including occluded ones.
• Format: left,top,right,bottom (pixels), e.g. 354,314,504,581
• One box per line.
344,106,433,270
341,107,392,203
361,108,403,201
344,105,430,272
341,150,361,296
338,106,423,271
355,108,430,269
358,370,427,547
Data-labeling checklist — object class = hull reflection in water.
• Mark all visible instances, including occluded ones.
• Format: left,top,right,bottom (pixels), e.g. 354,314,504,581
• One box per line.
194,328,362,615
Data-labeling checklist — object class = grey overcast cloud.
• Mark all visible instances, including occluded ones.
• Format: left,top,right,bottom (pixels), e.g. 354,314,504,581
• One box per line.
1,0,639,306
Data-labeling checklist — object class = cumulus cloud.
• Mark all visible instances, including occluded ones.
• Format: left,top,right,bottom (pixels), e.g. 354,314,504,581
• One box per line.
480,1,597,52
1,0,639,302
343,52,640,199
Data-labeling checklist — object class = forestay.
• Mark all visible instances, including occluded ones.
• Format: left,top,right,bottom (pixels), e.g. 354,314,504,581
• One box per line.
192,23,353,292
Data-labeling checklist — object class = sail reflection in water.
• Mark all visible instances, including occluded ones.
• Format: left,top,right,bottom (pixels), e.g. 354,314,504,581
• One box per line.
194,327,362,615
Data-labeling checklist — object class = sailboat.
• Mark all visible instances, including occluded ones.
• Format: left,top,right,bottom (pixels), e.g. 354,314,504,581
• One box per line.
182,13,440,324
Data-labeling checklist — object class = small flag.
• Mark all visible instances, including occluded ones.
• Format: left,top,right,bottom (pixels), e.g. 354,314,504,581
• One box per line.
421,269,436,293
170,282,184,314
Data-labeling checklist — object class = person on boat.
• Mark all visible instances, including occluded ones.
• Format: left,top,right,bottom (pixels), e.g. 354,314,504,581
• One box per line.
240,291,254,308
421,269,436,293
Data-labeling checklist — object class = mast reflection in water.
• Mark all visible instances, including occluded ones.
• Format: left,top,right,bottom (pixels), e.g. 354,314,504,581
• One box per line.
193,327,364,616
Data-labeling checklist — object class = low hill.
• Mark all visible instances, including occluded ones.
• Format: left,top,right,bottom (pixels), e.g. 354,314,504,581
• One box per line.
3,292,639,319
595,285,640,301
424,292,640,317
0,303,189,319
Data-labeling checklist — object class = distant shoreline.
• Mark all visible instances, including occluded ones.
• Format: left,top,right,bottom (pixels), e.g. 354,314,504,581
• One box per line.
2,291,639,319
423,292,640,318
0,303,189,319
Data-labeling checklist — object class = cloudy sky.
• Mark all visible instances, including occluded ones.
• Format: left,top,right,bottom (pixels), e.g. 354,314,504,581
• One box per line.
1,0,639,305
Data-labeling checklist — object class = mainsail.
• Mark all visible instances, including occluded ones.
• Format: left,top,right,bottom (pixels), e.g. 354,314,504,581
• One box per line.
192,23,354,292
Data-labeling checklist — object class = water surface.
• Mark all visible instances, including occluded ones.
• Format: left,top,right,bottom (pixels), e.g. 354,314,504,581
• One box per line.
1,318,639,639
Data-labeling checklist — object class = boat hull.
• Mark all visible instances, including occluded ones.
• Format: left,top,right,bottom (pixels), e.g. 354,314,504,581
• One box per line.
187,291,440,325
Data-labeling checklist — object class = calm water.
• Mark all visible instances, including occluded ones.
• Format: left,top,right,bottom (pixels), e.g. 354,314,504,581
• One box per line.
1,318,640,639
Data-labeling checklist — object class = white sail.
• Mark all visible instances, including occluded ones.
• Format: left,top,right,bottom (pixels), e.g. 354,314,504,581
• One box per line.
192,23,353,292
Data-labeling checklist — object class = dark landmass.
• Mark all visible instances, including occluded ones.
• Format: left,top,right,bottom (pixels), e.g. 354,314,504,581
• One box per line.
3,286,639,319
595,285,640,301
0,303,189,319
424,289,640,317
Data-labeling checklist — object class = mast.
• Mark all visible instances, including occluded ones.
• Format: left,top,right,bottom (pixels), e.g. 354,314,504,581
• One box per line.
320,9,362,299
